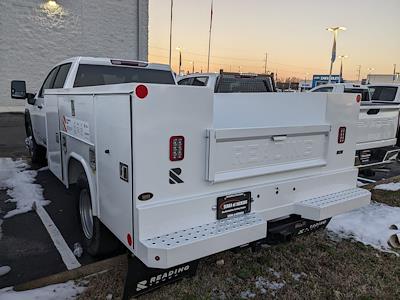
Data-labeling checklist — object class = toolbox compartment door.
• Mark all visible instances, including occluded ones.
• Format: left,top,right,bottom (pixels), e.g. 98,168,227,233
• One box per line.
206,125,330,183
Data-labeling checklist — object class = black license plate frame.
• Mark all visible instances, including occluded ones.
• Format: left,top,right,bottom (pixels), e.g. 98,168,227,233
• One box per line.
216,192,251,220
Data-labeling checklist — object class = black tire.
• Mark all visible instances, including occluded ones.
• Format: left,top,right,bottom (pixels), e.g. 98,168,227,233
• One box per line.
25,117,47,165
76,174,121,257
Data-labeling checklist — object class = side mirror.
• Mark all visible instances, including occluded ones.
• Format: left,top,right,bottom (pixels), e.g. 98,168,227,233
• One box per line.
27,93,36,105
11,80,27,99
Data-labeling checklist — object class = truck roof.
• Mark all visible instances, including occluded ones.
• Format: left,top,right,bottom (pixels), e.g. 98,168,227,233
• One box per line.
58,56,172,71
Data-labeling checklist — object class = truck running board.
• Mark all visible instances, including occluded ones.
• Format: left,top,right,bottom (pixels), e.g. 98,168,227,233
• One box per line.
140,213,267,269
295,188,371,221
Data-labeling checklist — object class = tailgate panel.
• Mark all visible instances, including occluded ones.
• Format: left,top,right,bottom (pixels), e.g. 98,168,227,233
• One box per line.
207,125,330,182
357,106,399,145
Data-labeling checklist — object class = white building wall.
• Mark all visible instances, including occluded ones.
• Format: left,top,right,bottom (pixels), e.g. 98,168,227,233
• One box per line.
367,74,400,84
0,0,149,107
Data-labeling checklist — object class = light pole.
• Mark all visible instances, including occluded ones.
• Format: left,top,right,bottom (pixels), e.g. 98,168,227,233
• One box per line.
168,0,174,66
338,55,348,82
356,65,362,83
207,0,214,73
326,26,346,83
176,46,183,75
190,61,194,73
367,68,375,84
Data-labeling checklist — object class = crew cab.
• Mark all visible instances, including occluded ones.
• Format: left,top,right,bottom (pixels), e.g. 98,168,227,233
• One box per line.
309,83,400,168
11,58,370,298
177,71,276,93
10,57,176,163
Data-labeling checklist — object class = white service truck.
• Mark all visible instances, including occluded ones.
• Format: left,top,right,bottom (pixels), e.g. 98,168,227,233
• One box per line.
310,83,400,168
12,57,370,298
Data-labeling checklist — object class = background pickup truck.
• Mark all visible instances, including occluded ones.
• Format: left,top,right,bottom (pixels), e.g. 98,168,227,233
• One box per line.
177,71,276,93
10,57,177,163
310,83,400,168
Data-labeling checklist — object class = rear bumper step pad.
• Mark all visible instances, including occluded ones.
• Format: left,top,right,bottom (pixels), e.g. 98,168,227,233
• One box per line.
139,213,267,268
295,188,371,221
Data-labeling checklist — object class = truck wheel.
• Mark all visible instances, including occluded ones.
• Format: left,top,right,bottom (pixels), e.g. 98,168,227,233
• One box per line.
76,175,120,256
25,120,46,164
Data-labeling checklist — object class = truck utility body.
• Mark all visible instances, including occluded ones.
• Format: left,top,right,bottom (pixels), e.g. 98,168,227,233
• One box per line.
310,83,400,167
12,59,370,297
46,84,369,264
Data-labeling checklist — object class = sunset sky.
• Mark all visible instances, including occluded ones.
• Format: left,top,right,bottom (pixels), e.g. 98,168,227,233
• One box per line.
148,0,399,80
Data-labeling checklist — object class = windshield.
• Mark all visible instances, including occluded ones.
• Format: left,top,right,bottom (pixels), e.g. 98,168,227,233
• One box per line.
215,76,274,93
74,64,175,87
369,86,398,102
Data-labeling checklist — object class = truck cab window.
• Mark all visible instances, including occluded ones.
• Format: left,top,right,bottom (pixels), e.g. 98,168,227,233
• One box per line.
311,87,333,93
53,63,72,89
344,88,370,101
74,64,175,87
38,67,59,98
370,86,398,101
192,77,208,86
177,78,193,85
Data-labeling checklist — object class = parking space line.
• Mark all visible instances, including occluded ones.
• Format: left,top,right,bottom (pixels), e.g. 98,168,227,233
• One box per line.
34,202,81,270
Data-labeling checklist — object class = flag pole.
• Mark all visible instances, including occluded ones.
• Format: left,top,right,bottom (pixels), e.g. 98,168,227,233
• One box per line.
169,0,174,66
207,0,214,73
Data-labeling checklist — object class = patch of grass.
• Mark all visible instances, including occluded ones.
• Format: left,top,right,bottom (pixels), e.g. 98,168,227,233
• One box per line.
78,231,400,300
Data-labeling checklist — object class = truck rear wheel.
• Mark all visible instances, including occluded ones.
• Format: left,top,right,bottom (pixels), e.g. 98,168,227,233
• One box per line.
76,174,120,257
25,117,46,164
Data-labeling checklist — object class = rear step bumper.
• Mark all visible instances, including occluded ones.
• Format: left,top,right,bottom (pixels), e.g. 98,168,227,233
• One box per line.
295,188,371,221
138,188,370,268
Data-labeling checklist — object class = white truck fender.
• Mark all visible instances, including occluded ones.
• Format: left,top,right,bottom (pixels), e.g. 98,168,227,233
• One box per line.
67,152,99,217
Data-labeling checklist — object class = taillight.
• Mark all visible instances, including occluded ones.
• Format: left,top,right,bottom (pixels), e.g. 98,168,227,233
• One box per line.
170,136,185,161
135,85,148,99
338,127,346,144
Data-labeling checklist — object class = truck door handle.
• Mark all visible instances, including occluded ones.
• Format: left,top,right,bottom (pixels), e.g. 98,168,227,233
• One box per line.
37,105,43,109
105,149,110,154
367,109,380,115
272,135,287,142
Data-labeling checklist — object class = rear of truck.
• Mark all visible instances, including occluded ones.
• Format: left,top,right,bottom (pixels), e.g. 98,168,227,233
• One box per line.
126,85,370,269
356,102,400,167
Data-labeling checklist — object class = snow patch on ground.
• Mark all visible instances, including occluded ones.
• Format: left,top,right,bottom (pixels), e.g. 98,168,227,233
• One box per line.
328,203,400,252
0,158,49,218
291,272,307,281
255,276,285,296
374,182,400,191
0,266,11,277
0,280,85,300
240,290,256,299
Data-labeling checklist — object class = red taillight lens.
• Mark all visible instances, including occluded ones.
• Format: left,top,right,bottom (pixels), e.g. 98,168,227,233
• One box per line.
170,136,185,161
338,127,346,144
135,85,148,99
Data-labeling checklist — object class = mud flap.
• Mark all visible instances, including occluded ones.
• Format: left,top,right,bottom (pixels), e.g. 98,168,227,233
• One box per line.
122,255,199,299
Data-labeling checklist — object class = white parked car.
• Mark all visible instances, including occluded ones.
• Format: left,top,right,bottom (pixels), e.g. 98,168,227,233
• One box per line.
310,83,400,168
11,58,370,297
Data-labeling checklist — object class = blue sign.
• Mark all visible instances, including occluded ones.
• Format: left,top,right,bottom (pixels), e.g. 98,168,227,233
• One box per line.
312,75,341,88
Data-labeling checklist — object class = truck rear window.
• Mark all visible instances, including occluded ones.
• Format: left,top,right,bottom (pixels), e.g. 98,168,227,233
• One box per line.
215,76,274,93
369,86,398,102
73,64,175,87
344,88,370,101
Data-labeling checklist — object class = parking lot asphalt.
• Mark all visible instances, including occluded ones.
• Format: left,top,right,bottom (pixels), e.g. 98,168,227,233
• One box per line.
0,113,99,288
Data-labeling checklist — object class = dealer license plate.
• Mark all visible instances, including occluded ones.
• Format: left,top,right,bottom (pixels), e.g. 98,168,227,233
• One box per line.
216,192,251,220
